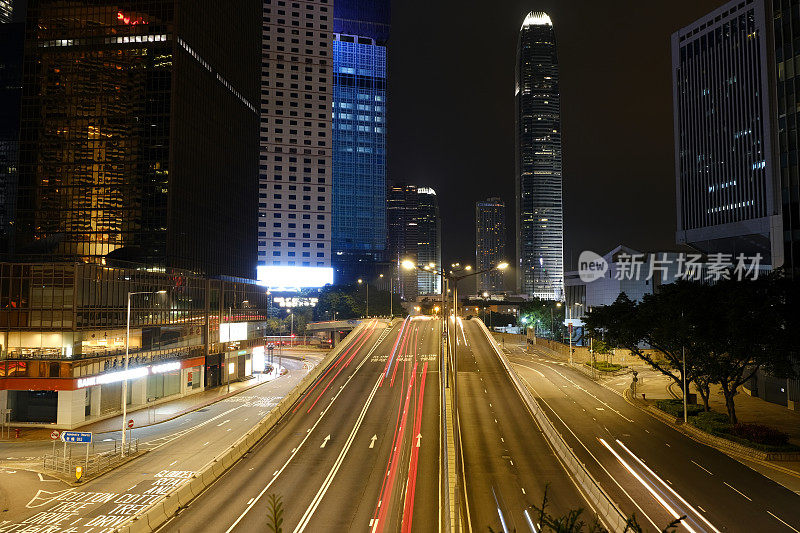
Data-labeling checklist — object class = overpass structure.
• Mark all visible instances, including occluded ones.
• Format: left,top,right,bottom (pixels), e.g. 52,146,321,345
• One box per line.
305,319,362,345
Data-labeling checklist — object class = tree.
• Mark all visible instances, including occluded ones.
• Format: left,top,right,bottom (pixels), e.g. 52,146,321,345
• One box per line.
585,285,713,411
266,493,284,533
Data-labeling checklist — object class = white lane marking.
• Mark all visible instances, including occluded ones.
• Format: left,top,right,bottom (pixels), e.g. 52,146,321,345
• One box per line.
36,473,59,482
598,438,698,533
616,440,722,533
294,378,382,532
223,325,387,533
767,510,800,532
698,506,706,513
217,419,231,427
169,460,178,466
520,376,661,532
247,497,254,505
690,460,713,476
724,481,752,501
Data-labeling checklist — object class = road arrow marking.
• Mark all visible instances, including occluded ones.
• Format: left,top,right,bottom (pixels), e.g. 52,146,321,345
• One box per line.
320,434,331,448
369,435,377,449
416,433,422,448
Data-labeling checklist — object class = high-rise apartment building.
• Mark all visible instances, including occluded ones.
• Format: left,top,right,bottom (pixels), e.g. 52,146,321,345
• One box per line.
258,0,334,288
672,0,783,265
14,1,260,279
331,1,390,284
515,11,564,300
476,197,505,293
416,187,441,295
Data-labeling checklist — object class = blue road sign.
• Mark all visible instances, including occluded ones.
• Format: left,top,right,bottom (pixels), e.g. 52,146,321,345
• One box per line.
60,431,92,444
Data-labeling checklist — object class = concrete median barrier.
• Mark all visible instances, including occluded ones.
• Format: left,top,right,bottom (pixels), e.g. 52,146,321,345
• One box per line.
116,320,381,533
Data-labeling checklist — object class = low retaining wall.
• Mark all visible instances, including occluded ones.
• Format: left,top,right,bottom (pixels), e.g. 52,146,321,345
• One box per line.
116,320,381,533
476,319,629,530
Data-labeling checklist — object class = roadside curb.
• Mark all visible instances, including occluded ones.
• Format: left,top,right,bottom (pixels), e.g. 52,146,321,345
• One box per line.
114,320,381,533
622,388,800,464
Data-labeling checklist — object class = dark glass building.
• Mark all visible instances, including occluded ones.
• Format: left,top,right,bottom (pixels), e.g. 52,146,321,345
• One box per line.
515,11,564,300
386,184,441,299
673,0,783,265
332,1,390,284
476,197,505,293
773,0,800,271
14,1,260,279
0,16,24,254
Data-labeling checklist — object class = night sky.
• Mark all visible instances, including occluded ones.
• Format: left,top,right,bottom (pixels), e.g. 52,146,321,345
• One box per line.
388,0,727,279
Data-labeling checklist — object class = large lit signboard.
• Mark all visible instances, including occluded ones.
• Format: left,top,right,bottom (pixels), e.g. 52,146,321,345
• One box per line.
220,322,248,343
77,361,181,389
252,346,265,373
257,265,334,290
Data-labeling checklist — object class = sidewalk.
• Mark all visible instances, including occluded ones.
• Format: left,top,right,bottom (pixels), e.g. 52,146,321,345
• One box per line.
1,348,324,443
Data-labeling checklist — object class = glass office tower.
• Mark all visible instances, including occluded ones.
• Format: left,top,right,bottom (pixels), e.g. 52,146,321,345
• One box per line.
15,1,260,279
332,1,390,284
515,11,564,300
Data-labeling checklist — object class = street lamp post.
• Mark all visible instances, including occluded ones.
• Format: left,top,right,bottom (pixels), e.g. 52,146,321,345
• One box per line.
357,279,369,317
122,289,166,457
289,311,294,347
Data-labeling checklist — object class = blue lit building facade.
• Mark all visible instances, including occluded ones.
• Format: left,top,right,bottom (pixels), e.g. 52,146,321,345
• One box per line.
332,1,390,284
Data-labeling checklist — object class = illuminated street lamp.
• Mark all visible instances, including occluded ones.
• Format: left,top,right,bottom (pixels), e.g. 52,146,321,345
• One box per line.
122,289,167,457
357,278,369,317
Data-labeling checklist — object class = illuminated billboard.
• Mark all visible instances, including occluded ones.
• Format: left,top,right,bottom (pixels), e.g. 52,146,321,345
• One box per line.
220,322,248,342
257,265,334,290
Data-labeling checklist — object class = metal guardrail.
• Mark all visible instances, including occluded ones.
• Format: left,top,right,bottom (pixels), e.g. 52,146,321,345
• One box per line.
476,319,630,531
43,439,139,477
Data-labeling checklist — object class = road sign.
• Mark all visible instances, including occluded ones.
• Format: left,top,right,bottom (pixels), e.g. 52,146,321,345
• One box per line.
50,430,59,441
127,419,134,429
75,466,83,481
60,431,92,444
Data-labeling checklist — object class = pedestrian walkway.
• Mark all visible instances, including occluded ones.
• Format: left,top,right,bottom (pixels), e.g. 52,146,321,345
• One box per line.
1,349,324,442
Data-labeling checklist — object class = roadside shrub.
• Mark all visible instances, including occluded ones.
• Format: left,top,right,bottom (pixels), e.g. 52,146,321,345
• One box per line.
585,361,626,372
730,423,789,447
690,411,731,435
655,399,703,418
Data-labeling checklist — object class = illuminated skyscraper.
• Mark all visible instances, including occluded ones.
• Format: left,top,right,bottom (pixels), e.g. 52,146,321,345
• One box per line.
416,187,441,295
258,0,333,287
516,11,564,300
15,1,260,278
476,197,505,293
332,1,390,284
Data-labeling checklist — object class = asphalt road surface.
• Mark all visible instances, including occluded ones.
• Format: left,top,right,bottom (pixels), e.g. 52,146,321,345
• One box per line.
510,343,800,532
0,357,314,530
454,318,589,532
162,316,443,533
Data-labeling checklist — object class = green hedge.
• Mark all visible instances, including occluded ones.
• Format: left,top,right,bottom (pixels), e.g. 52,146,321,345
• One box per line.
654,399,704,418
654,402,798,452
585,361,626,372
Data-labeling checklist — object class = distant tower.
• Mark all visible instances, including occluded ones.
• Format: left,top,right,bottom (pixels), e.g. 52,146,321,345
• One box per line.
476,198,505,293
416,187,441,295
516,11,564,300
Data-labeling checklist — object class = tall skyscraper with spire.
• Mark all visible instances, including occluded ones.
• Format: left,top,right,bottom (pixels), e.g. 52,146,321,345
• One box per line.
516,11,564,300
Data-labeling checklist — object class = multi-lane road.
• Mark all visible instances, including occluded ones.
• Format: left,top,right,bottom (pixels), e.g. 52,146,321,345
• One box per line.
163,316,443,533
454,317,588,532
509,339,800,532
5,315,800,533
